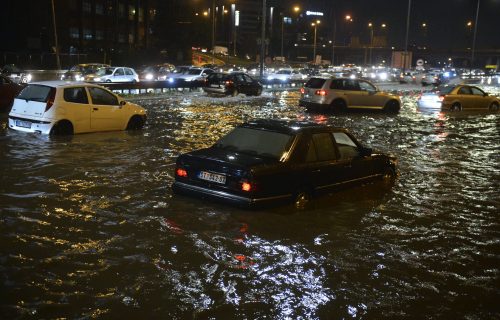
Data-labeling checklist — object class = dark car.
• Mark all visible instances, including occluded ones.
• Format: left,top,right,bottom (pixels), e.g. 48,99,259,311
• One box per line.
1,64,31,83
139,64,175,81
203,72,263,97
172,119,397,208
60,63,110,81
0,74,24,112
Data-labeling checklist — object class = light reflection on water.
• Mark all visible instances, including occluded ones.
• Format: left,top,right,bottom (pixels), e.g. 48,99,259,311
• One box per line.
0,89,498,319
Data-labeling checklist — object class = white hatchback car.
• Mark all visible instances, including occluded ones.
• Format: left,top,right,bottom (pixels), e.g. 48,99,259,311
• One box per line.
8,81,146,135
84,67,139,83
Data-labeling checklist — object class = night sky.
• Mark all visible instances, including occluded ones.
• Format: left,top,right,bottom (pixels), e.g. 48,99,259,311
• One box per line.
284,0,500,50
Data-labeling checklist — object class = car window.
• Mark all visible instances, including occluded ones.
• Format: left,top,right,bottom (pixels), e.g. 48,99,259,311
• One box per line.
17,85,52,102
125,68,133,76
114,68,124,76
64,87,88,104
309,133,337,162
359,81,376,91
243,75,254,83
470,87,485,96
344,79,359,91
330,79,344,89
235,74,245,83
458,87,472,95
214,127,294,160
88,87,118,105
333,132,360,160
305,78,326,89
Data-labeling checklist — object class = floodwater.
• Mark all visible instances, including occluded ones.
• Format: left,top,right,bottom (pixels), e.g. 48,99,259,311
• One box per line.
0,88,499,319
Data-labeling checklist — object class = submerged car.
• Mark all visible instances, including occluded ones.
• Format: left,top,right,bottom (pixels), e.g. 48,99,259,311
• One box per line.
172,119,397,208
203,72,262,96
0,74,25,112
8,81,146,135
299,77,401,113
417,84,500,111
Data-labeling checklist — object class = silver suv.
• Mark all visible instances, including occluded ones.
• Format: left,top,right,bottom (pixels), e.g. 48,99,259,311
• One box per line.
299,77,401,113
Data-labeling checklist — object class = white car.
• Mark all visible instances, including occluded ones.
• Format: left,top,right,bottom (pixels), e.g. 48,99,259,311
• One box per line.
84,67,139,83
167,68,214,83
8,81,146,135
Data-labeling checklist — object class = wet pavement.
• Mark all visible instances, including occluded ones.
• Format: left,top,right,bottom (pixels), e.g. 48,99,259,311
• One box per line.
0,86,499,319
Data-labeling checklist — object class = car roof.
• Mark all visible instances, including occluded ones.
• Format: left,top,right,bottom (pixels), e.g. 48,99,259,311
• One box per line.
26,81,105,89
240,119,343,134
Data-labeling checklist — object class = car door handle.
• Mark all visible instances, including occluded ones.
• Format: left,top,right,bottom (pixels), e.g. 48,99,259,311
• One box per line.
93,107,98,111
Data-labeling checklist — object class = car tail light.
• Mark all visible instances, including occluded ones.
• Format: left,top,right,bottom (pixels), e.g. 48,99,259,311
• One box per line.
176,168,188,177
315,89,327,96
300,87,305,94
438,95,445,101
241,181,252,192
45,88,56,112
225,80,233,86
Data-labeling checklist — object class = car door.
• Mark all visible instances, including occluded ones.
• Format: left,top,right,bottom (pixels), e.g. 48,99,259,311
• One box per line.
456,86,474,109
470,86,490,109
332,131,374,182
357,80,386,109
88,86,124,131
124,68,135,82
338,79,366,108
62,86,91,133
113,68,125,82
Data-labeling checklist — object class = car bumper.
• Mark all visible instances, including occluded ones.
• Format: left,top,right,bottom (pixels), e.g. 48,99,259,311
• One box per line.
299,99,328,110
172,181,290,208
8,117,53,134
417,100,442,110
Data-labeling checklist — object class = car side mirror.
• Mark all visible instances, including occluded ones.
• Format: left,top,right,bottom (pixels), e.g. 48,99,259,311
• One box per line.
120,100,126,106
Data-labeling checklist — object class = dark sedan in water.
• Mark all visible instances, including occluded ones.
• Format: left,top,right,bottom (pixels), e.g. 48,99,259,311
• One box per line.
203,72,262,97
173,119,397,208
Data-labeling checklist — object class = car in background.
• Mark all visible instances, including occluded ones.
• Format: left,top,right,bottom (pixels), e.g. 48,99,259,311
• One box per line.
139,64,175,81
399,71,419,84
299,77,401,113
8,81,146,135
84,67,139,83
172,119,397,208
417,84,500,111
421,72,441,86
167,67,214,84
1,64,32,83
0,74,25,112
203,72,262,97
60,63,110,81
266,69,308,82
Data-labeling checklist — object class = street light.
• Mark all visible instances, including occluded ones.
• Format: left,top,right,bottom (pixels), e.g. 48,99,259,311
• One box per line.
312,20,320,64
368,22,374,65
470,0,480,74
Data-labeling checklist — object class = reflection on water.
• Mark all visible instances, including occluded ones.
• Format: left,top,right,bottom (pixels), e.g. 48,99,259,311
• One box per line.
0,90,498,319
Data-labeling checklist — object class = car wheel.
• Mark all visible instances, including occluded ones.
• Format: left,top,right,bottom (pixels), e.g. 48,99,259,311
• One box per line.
231,88,239,97
489,102,499,111
50,120,74,136
106,79,112,83
126,115,145,130
384,100,400,114
294,190,312,209
331,99,347,113
451,103,461,111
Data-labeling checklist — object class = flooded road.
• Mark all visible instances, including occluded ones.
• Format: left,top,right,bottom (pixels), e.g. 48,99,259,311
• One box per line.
0,88,499,319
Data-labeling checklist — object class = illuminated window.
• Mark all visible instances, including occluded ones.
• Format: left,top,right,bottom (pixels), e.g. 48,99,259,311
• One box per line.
83,28,93,40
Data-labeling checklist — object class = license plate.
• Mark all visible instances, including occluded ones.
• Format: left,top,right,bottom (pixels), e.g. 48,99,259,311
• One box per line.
198,171,226,184
15,120,31,128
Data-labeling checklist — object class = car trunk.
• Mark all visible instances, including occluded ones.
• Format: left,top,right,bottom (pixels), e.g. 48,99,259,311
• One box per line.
10,85,55,120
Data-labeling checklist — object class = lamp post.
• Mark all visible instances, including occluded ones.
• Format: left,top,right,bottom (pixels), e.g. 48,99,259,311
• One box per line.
403,0,412,73
51,0,61,70
312,20,320,64
470,0,480,73
259,0,266,77
368,22,374,65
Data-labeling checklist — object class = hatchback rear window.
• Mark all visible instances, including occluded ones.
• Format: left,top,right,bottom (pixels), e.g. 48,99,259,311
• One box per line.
17,85,53,102
304,78,326,89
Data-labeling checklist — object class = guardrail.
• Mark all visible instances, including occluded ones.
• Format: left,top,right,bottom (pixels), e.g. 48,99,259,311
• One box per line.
99,78,309,95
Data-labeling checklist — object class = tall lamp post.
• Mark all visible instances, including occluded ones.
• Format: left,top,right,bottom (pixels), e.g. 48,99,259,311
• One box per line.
259,0,266,77
368,22,374,65
403,0,412,73
312,20,320,64
470,0,480,74
51,0,61,70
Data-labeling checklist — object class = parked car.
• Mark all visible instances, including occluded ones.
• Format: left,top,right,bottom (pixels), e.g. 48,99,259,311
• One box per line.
60,63,110,81
172,119,397,208
139,64,175,81
1,64,32,83
0,74,25,112
299,77,401,113
417,84,500,111
203,72,263,96
84,67,139,83
8,81,146,135
167,67,214,84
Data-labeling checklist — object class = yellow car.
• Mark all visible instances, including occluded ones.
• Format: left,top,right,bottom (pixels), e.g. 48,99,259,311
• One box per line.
418,84,500,111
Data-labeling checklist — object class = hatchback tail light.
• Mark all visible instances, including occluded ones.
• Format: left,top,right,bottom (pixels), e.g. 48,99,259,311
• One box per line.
45,88,56,112
176,168,188,177
241,181,252,192
438,95,445,101
315,89,327,96
225,80,233,86
300,87,305,94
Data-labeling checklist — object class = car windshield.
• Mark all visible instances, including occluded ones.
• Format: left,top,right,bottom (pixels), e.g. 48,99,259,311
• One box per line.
96,68,114,76
214,127,294,160
436,85,457,94
17,85,52,102
305,78,326,88
187,69,202,75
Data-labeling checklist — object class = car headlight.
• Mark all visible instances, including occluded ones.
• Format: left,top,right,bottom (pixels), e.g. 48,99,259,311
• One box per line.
26,74,32,82
145,73,154,80
267,76,273,80
378,72,388,80
168,78,174,83
60,75,66,80
94,77,102,82
75,75,83,81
